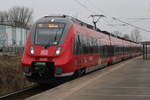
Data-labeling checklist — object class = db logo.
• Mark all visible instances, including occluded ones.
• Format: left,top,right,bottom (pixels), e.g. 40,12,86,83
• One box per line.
40,50,48,55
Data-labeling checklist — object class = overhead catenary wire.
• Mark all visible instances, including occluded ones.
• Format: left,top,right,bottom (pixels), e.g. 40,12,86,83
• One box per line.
85,0,134,33
101,18,122,32
115,17,150,20
73,0,96,14
85,0,150,35
111,17,150,39
112,17,150,33
73,0,150,37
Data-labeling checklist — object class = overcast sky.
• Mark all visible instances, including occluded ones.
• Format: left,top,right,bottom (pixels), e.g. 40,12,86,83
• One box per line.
0,0,150,41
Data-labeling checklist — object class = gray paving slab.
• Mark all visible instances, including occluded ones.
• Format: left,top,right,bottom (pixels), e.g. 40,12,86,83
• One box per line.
26,57,150,100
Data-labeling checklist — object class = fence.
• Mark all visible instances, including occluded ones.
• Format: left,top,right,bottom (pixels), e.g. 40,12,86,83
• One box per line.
0,46,24,56
0,24,28,47
1,46,24,52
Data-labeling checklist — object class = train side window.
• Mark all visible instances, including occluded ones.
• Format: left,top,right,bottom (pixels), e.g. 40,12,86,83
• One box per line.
93,37,95,53
82,36,85,54
83,36,87,54
105,45,108,57
114,46,116,56
87,36,91,54
86,37,88,53
91,37,94,53
100,40,104,57
105,45,107,57
121,46,123,55
80,35,84,54
88,37,91,53
108,45,112,57
84,36,88,54
87,36,90,54
100,40,103,55
81,35,84,54
77,35,81,54
73,35,76,54
93,37,96,53
111,45,114,56
117,46,119,55
73,34,79,55
76,35,79,54
102,45,105,58
104,45,106,57
79,35,83,54
95,38,98,53
95,39,98,53
97,39,100,53
118,46,120,55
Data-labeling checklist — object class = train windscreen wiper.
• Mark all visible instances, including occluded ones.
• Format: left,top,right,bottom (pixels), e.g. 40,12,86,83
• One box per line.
53,28,62,45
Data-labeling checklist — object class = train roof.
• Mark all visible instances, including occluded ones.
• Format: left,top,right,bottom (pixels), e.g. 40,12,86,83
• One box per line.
37,14,139,45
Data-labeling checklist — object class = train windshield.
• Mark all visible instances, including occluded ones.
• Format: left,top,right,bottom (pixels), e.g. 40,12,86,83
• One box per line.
35,23,65,46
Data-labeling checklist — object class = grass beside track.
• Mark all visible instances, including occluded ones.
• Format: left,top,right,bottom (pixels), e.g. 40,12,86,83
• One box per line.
0,55,33,96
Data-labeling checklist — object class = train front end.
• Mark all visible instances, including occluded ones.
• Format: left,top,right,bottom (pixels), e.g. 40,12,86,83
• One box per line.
21,16,74,83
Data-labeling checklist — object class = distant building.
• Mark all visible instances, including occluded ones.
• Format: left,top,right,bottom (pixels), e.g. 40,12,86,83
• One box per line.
0,24,28,47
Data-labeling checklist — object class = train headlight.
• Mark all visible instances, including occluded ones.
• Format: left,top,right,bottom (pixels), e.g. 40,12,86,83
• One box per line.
55,47,61,55
30,46,34,55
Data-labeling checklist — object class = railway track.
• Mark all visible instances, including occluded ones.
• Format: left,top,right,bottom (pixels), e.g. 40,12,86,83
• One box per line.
0,82,64,100
0,85,37,100
0,76,74,100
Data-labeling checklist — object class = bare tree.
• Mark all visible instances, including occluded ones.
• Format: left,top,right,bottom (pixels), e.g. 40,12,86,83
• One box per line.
131,29,142,42
123,34,130,40
0,11,9,24
0,6,33,28
0,11,5,24
8,6,33,28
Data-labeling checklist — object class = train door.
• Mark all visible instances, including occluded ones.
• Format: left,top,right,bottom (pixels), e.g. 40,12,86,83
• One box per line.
77,34,84,68
73,33,82,69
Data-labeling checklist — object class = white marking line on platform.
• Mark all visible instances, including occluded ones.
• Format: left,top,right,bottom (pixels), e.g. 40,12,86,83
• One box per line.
81,94,150,97
97,87,150,89
55,58,137,100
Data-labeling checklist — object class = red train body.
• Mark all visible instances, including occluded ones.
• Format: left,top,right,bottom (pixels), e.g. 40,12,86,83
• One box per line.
21,15,141,83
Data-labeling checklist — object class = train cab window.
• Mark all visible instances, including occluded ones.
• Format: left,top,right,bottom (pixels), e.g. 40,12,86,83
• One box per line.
35,23,65,46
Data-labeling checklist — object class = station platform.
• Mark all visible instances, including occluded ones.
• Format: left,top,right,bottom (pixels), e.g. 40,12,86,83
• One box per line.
26,56,150,100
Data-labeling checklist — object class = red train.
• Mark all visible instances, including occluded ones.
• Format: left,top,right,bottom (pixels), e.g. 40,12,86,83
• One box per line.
21,15,141,83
